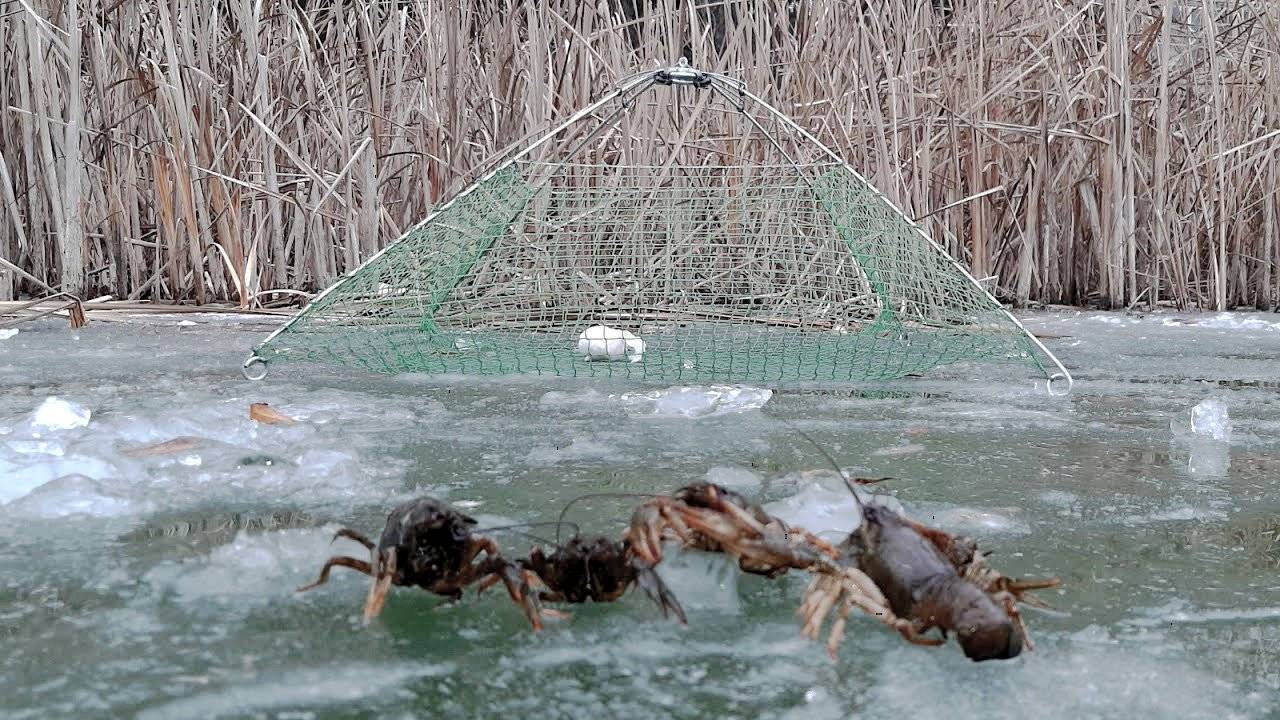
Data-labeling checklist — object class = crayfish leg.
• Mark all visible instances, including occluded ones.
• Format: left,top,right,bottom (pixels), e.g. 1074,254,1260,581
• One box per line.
892,620,947,647
632,565,687,625
826,599,855,660
993,591,1036,652
296,556,373,593
495,562,543,631
898,517,975,568
797,575,841,640
331,528,376,551
1007,577,1062,609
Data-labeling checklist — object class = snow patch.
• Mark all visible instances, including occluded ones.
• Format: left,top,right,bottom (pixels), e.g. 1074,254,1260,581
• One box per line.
0,453,119,505
1189,313,1280,331
29,397,91,431
864,630,1254,719
1119,505,1228,525
525,436,621,466
870,442,925,457
1126,599,1280,627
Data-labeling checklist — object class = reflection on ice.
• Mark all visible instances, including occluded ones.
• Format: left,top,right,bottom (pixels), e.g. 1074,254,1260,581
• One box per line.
143,526,361,604
704,465,762,490
905,503,1031,536
620,385,772,418
1170,398,1232,477
135,662,454,720
1187,441,1231,477
7,474,150,518
864,627,1261,719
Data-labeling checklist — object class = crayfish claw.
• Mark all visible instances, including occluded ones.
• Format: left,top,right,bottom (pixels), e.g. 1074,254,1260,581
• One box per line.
626,504,669,566
361,551,397,625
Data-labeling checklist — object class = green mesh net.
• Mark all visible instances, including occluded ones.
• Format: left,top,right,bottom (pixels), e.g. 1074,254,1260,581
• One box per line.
247,67,1059,386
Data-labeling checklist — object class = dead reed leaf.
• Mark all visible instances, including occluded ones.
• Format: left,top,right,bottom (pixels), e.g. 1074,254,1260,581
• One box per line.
249,402,297,426
121,436,205,458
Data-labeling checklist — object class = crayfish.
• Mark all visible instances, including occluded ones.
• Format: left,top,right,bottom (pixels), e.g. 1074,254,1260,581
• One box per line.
626,482,841,578
791,432,1060,662
297,497,541,628
516,534,687,623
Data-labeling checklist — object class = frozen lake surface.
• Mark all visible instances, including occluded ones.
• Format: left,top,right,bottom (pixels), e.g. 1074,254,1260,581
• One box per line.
2,310,1279,718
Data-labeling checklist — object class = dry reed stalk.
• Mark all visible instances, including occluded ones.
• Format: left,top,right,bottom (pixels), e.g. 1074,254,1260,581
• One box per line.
0,0,1276,310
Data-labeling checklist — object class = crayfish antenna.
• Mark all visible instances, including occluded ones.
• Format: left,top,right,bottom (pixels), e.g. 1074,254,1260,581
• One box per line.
783,422,868,515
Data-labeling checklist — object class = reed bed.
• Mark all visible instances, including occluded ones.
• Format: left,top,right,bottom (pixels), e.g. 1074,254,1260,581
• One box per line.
1,0,1277,309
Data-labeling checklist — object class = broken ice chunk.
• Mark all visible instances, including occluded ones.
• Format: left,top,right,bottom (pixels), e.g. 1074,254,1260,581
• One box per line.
1172,398,1230,442
30,397,91,432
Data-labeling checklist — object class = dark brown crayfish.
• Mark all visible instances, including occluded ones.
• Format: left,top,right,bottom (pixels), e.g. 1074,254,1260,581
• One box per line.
297,497,541,627
517,534,687,623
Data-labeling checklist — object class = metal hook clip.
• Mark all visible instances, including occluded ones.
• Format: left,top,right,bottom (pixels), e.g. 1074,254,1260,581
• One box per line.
1046,372,1072,396
242,354,269,381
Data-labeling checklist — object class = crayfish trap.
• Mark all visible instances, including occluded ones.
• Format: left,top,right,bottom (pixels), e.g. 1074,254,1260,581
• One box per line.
244,60,1069,392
